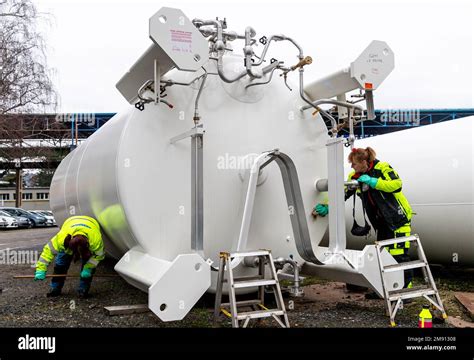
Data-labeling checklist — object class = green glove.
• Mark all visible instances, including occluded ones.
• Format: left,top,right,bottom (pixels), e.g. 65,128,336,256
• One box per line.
358,174,378,189
80,267,93,279
314,204,329,217
34,270,46,281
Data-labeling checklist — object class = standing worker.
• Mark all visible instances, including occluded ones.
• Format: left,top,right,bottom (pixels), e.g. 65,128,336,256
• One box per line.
34,215,105,298
314,147,414,289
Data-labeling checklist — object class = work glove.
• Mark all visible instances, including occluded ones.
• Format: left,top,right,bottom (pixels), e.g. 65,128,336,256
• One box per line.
358,174,378,189
80,267,93,279
313,203,329,217
34,270,46,281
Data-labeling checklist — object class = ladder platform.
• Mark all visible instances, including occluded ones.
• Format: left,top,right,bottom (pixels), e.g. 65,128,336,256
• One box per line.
236,309,285,320
376,235,417,247
388,287,436,300
233,279,277,289
383,260,427,273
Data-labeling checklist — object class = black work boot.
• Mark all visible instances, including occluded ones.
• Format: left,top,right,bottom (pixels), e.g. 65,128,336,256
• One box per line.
77,289,89,299
46,288,62,297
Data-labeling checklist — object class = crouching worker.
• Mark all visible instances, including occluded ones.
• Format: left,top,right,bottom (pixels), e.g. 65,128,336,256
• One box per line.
34,215,105,298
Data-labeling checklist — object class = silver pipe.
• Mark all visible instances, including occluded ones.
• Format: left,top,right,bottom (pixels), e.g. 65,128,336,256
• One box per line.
300,98,363,112
161,77,201,87
252,34,304,66
282,36,303,58
137,79,154,102
365,89,375,120
275,257,303,297
244,26,262,79
245,60,281,89
348,108,355,148
199,27,246,41
192,19,224,53
251,35,280,66
193,69,208,123
298,69,338,132
316,179,360,192
215,57,248,83
245,67,276,89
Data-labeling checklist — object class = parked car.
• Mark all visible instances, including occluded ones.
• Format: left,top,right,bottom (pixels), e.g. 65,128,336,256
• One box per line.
0,207,47,227
29,210,57,227
0,210,19,229
0,210,29,228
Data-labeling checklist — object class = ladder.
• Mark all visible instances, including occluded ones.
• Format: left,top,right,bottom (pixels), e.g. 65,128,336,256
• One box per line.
375,234,447,327
213,250,290,328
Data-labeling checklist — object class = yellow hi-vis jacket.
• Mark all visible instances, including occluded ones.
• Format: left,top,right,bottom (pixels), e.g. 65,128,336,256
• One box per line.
36,216,105,272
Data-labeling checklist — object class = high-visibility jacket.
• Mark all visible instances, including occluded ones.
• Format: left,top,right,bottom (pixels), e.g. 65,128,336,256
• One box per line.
36,216,105,271
346,159,413,252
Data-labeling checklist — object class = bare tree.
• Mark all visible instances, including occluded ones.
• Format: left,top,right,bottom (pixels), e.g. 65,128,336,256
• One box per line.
0,0,57,114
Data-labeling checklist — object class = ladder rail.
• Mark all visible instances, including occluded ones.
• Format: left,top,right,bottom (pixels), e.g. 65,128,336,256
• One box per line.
226,255,240,328
213,255,226,322
267,252,290,327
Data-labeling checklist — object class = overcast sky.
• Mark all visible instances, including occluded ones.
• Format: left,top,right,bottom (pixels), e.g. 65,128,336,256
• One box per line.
36,0,473,113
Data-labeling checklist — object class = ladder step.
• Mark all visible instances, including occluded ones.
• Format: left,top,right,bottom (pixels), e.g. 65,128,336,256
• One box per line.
229,250,270,258
221,299,262,308
236,309,284,320
222,275,263,283
383,260,427,273
234,279,277,289
388,287,436,300
376,235,417,247
233,275,264,282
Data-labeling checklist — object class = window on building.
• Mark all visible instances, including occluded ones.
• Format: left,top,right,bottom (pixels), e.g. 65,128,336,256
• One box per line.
22,193,33,200
36,193,49,200
0,194,9,200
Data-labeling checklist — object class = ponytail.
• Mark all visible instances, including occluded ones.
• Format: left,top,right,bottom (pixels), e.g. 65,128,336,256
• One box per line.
348,147,377,163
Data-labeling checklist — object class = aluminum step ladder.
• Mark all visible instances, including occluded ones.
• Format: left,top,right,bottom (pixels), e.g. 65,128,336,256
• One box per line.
213,250,290,328
375,234,447,327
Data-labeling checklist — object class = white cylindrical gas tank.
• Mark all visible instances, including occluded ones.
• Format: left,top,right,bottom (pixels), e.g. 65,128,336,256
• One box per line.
50,57,331,273
344,116,474,266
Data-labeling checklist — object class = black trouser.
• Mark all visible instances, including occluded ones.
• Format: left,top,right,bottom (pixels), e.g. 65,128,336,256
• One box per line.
377,225,413,288
51,252,96,294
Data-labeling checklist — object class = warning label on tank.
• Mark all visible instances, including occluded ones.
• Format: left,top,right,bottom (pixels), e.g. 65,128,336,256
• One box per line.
170,29,192,53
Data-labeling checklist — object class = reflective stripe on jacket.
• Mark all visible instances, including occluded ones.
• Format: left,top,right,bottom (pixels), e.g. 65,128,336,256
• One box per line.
36,216,104,271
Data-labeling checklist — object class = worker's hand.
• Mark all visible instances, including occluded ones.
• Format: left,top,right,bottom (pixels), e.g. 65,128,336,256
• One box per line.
358,174,378,189
313,204,328,217
34,270,46,281
80,268,93,279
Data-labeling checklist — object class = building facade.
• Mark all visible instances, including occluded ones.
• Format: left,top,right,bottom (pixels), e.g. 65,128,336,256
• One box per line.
0,187,50,210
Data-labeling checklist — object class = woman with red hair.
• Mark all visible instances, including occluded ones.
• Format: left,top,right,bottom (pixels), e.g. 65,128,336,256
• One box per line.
314,146,414,288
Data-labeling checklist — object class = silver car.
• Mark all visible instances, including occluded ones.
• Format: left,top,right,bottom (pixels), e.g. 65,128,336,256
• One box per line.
0,210,20,229
29,210,57,227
